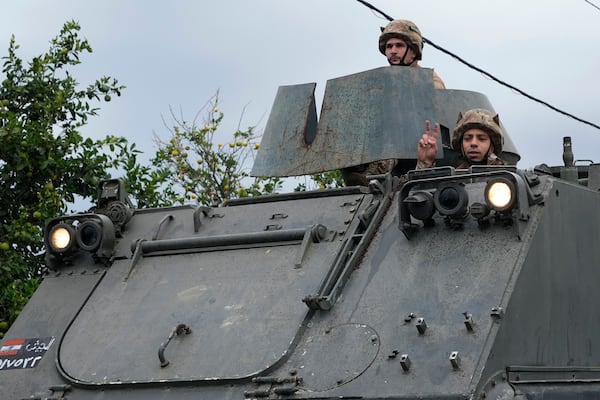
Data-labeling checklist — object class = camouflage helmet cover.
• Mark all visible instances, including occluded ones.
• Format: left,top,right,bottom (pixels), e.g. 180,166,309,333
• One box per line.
378,19,423,60
451,108,504,155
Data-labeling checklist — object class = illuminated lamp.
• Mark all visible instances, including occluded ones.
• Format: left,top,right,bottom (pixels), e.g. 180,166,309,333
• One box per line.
485,178,516,212
48,223,76,253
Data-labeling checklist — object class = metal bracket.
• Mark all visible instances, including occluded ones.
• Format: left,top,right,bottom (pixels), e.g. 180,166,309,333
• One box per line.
152,214,174,240
193,206,211,232
294,224,328,267
303,174,393,310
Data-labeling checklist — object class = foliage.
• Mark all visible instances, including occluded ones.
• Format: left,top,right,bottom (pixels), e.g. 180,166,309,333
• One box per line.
294,171,344,191
144,93,345,208
0,20,131,330
149,93,284,206
0,21,344,336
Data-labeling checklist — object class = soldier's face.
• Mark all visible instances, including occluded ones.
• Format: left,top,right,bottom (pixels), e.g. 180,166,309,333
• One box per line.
462,128,493,162
385,38,416,65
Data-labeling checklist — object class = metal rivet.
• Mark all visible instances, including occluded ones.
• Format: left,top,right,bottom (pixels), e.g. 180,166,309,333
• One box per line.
416,318,427,334
400,354,411,372
449,351,460,369
491,307,504,319
463,312,474,331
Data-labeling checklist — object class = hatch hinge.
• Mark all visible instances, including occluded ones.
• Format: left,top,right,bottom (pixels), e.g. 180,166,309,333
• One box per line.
244,374,303,398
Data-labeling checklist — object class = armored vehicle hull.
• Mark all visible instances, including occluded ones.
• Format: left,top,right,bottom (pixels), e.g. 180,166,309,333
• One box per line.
2,68,600,399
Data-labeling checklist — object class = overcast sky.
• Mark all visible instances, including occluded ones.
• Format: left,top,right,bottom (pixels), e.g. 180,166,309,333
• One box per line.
2,0,600,179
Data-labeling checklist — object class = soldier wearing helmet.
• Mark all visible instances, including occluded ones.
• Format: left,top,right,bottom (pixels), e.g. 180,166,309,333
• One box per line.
379,19,445,89
341,19,446,186
416,108,505,169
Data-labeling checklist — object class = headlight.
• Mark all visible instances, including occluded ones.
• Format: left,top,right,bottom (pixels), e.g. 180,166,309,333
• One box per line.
485,178,515,211
45,214,116,269
48,224,76,253
404,191,435,221
433,182,469,218
76,220,103,251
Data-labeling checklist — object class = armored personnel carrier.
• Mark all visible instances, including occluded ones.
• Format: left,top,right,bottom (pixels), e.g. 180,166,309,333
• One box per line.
2,67,600,400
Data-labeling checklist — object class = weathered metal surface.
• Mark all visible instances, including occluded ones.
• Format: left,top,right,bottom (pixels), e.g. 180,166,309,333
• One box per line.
252,67,521,177
52,190,379,386
250,83,318,176
0,273,104,396
60,245,324,382
252,67,438,176
312,67,437,169
6,164,600,399
6,65,600,400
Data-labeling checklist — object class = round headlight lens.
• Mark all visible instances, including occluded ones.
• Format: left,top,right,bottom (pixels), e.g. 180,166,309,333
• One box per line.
49,225,75,252
485,179,515,211
433,182,469,217
76,220,102,251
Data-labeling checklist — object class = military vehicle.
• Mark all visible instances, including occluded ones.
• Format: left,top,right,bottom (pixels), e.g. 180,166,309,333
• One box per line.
2,66,599,400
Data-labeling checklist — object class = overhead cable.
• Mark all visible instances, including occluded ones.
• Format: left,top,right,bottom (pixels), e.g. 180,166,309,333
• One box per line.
356,0,600,131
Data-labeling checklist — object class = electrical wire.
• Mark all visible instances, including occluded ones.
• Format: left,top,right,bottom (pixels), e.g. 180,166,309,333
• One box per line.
584,0,600,12
356,0,600,131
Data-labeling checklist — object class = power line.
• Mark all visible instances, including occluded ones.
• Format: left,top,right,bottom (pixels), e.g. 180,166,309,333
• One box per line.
423,38,600,130
356,0,600,131
584,0,600,12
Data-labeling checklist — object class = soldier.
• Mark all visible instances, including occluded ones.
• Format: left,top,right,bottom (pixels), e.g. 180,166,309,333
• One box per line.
342,19,445,186
416,108,505,169
379,19,446,89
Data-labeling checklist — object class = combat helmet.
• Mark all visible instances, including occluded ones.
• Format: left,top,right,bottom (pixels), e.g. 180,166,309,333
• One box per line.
452,108,503,155
378,19,423,60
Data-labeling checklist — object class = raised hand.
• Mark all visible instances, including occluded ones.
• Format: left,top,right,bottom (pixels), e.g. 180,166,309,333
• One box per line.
417,120,439,167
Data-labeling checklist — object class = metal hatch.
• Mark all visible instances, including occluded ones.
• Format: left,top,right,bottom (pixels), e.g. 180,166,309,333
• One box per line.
55,190,377,386
57,245,330,384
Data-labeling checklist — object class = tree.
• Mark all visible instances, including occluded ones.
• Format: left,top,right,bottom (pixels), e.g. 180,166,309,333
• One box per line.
148,92,284,206
0,20,136,333
146,93,345,208
0,20,343,337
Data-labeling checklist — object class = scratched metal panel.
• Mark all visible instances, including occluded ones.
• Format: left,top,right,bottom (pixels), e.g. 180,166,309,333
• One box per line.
251,83,318,177
312,67,438,171
434,89,521,164
56,191,368,385
2,274,103,400
251,67,438,177
252,67,524,177
57,245,332,383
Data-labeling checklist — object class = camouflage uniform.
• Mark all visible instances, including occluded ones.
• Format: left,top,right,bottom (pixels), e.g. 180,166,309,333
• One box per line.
342,20,445,186
341,159,398,187
451,108,505,169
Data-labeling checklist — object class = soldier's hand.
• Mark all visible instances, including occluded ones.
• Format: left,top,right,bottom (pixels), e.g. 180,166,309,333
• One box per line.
416,120,439,167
